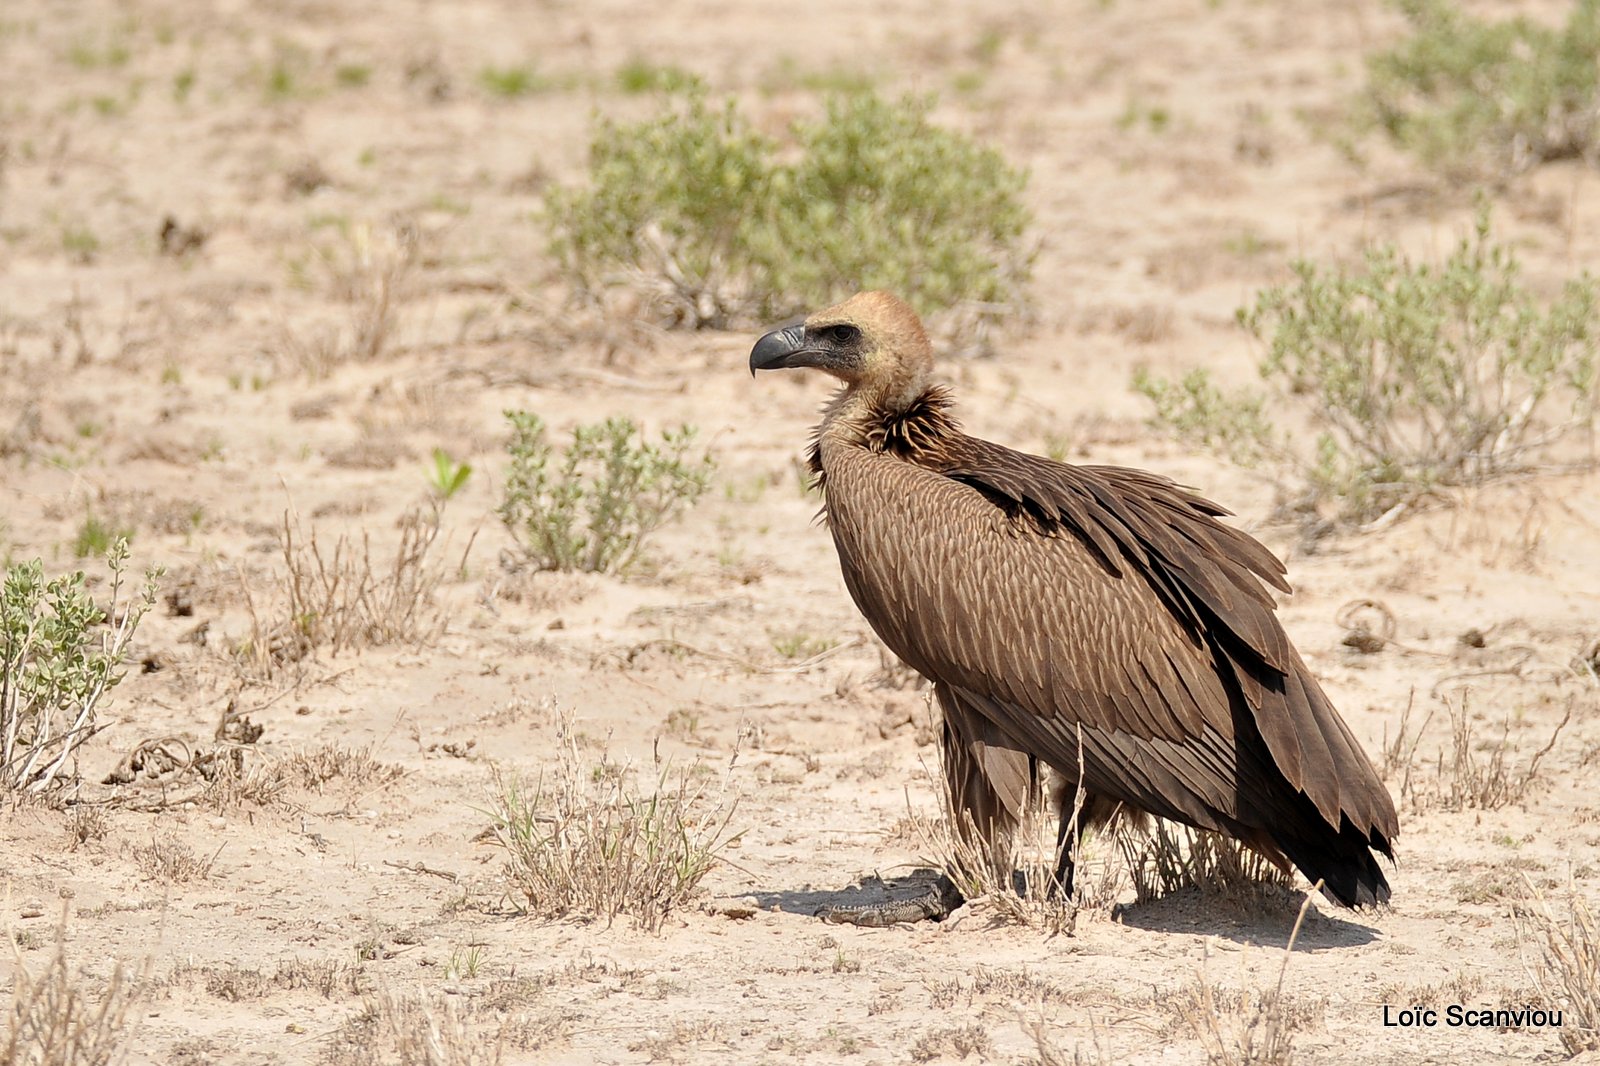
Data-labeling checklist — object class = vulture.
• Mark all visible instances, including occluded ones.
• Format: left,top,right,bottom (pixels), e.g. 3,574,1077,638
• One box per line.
749,291,1398,919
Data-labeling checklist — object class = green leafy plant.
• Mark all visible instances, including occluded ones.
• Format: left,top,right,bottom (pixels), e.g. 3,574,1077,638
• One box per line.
1135,211,1599,526
479,64,547,98
426,449,472,502
499,412,714,574
2,541,159,793
614,58,700,95
1362,0,1600,181
545,88,1032,332
72,515,134,559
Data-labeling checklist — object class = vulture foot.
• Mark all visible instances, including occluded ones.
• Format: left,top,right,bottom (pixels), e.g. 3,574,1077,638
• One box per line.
816,874,964,926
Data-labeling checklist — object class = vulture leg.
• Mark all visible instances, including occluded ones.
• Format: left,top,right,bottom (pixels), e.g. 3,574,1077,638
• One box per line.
1050,781,1128,901
1052,802,1078,900
814,685,1035,926
937,684,1035,887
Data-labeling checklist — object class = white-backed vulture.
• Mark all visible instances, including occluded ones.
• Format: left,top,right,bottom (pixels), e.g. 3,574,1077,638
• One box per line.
750,291,1398,917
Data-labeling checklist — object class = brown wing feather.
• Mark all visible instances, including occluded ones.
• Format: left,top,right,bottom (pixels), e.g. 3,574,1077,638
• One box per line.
818,435,1398,872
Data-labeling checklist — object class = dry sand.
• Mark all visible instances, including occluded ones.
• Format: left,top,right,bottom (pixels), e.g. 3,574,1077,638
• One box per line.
1,0,1598,1062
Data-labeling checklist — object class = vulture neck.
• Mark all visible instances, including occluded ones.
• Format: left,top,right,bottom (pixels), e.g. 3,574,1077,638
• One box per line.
812,380,961,472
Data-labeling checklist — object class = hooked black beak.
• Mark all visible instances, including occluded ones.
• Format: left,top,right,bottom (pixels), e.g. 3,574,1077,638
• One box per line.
749,323,808,375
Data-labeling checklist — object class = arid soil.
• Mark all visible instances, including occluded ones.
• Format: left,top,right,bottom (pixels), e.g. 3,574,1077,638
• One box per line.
2,1,1598,1063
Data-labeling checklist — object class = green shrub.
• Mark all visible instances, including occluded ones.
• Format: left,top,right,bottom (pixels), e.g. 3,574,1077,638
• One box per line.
614,58,700,95
1363,0,1600,181
545,89,1031,331
1,541,159,793
1135,211,1599,525
72,515,133,559
499,412,714,574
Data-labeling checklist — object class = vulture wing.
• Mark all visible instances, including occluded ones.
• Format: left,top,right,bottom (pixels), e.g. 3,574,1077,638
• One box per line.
819,435,1397,906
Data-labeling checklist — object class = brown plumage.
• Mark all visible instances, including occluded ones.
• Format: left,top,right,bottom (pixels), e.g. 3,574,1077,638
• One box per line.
750,291,1398,909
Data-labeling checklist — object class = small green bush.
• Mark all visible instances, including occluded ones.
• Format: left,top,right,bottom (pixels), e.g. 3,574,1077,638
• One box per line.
1,541,159,793
499,412,714,574
545,89,1032,330
614,58,700,95
1135,211,1599,525
1363,0,1600,181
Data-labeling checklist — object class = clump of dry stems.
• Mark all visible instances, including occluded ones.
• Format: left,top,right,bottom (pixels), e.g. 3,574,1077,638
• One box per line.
1382,687,1571,812
1120,820,1293,906
1175,892,1323,1066
1517,877,1599,1056
323,986,568,1066
241,508,454,674
487,713,740,932
5,908,140,1066
911,753,1125,933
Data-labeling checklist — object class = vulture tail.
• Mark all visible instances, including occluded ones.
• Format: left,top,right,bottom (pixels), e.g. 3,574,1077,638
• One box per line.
1272,814,1393,909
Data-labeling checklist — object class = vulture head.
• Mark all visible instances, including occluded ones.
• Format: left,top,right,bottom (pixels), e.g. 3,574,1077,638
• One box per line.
750,291,933,411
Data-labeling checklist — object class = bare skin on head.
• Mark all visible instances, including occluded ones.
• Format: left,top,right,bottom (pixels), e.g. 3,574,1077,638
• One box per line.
751,291,1398,925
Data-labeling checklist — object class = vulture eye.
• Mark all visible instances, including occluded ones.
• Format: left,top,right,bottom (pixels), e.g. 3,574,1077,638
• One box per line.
826,324,861,345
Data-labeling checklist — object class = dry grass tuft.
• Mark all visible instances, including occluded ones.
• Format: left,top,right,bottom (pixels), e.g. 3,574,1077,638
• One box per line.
5,909,139,1066
486,713,741,933
627,1018,726,1061
241,508,453,674
1382,688,1572,813
1516,878,1599,1056
910,1022,992,1062
175,956,367,1002
928,966,1075,1010
131,833,218,883
910,754,1125,933
63,805,110,849
323,986,568,1065
1120,819,1292,906
1175,893,1322,1066
278,743,406,792
286,219,421,376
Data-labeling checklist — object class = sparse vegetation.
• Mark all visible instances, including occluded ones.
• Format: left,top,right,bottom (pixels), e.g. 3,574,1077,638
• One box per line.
426,448,473,502
615,58,700,95
499,412,714,574
1120,820,1294,905
1135,211,1600,526
242,509,450,672
1,541,157,794
71,515,133,559
1175,894,1323,1066
1362,0,1600,182
178,955,367,1002
910,1023,992,1062
443,946,484,980
910,764,1106,934
1517,879,1599,1056
325,987,568,1065
1381,689,1570,813
286,218,420,374
486,713,740,932
545,88,1032,332
770,631,836,660
5,911,138,1066
478,63,547,98
132,832,217,883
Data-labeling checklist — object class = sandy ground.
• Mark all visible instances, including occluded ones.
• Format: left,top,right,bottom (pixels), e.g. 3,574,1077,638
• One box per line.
2,0,1599,1063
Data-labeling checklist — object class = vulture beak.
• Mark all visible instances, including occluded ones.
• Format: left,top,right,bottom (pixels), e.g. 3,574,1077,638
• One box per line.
749,323,809,375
